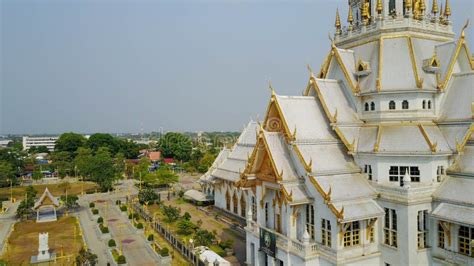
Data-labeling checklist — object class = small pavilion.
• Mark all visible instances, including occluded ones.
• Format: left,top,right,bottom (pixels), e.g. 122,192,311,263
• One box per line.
33,188,60,223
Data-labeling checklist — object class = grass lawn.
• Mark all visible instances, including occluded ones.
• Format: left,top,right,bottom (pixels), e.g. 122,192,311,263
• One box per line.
0,182,98,201
0,217,83,265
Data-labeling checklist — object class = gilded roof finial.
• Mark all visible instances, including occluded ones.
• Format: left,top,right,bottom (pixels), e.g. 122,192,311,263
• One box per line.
461,19,470,39
406,0,412,12
377,0,383,15
420,0,426,14
432,0,438,15
444,0,451,18
361,0,370,25
335,8,341,35
439,3,445,22
347,6,354,31
307,64,315,79
269,80,276,96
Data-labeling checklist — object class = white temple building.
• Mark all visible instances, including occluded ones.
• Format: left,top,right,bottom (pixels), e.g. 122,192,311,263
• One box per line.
200,120,258,219
205,0,474,265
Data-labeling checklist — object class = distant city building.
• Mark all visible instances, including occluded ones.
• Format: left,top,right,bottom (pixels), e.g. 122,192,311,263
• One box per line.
0,140,12,148
22,136,59,151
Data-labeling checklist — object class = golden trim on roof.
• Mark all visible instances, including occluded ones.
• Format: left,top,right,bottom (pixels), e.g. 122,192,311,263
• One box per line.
292,144,313,173
455,124,474,153
374,125,383,152
418,124,438,152
309,176,344,220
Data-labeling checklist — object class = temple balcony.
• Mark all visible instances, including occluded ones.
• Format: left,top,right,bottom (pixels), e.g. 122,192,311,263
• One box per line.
336,15,454,47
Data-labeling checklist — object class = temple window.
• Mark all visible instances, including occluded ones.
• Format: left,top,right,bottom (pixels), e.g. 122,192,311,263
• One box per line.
438,223,445,249
410,167,420,182
389,100,396,110
365,102,369,111
389,0,396,14
369,222,375,243
306,205,315,240
233,192,238,214
384,208,397,247
389,166,400,182
437,166,445,182
389,166,420,183
458,225,474,256
240,195,246,217
226,191,231,210
265,202,269,227
343,221,360,247
402,100,409,109
428,100,432,109
322,219,331,247
252,196,257,221
417,210,428,249
364,164,373,180
371,102,375,111
422,100,426,109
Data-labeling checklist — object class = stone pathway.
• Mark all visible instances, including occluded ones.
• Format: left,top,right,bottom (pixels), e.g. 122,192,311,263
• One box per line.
0,202,19,256
96,199,159,266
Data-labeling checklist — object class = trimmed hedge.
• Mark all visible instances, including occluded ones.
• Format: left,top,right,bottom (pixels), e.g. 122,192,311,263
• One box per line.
120,205,127,212
147,234,154,241
99,224,109,234
97,217,103,224
92,209,99,215
136,223,143,229
89,202,95,208
160,247,169,257
117,255,126,264
108,239,116,247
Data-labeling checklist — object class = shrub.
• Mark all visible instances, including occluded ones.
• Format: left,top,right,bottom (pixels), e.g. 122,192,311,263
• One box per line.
136,223,143,229
97,217,103,224
89,202,95,208
99,224,109,234
120,205,127,212
178,190,184,198
147,234,154,241
183,212,191,220
117,255,126,264
108,239,116,247
160,247,169,257
210,244,226,257
92,209,99,215
128,213,138,220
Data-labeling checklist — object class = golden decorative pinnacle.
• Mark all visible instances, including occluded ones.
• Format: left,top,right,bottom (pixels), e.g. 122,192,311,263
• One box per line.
406,0,412,11
335,8,341,34
439,3,445,21
444,0,451,18
420,0,426,13
461,19,470,39
377,0,383,15
432,0,438,15
347,6,354,24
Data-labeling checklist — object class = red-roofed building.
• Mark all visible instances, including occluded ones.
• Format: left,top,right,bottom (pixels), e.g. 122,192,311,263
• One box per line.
163,158,175,165
148,151,161,162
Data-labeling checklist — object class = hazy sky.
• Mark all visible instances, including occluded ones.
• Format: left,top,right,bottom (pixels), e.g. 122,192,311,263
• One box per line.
1,0,473,134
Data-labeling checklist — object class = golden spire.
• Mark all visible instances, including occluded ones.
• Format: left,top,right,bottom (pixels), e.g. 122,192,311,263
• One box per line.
439,2,445,22
444,0,451,18
406,0,412,12
432,0,438,15
361,0,369,24
377,0,383,15
420,0,426,13
335,8,341,34
347,6,353,24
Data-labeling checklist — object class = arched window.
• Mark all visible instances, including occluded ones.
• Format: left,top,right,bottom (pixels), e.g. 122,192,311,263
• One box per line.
422,100,426,109
389,101,396,110
370,102,375,111
240,195,246,217
233,192,238,214
251,196,257,221
306,205,315,240
428,100,432,109
225,191,231,211
365,102,369,111
402,100,409,109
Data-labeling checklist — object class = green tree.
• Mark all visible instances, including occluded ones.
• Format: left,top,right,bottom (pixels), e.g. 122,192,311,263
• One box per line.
74,147,94,178
32,168,43,181
136,157,151,179
0,161,16,187
194,229,216,247
55,132,87,154
162,205,181,223
87,133,118,154
115,139,140,159
138,187,159,205
16,186,37,219
75,247,98,266
143,168,178,187
157,132,192,161
89,147,116,192
176,219,197,235
60,194,79,209
114,152,125,180
50,151,73,177
197,152,216,173
28,145,50,154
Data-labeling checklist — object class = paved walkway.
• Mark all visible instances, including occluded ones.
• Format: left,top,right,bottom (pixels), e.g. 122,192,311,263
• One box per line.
0,202,19,256
96,199,159,266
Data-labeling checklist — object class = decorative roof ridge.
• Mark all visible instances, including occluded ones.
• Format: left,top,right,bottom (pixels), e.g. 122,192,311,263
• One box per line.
275,94,316,100
311,169,361,176
293,139,341,145
452,71,474,77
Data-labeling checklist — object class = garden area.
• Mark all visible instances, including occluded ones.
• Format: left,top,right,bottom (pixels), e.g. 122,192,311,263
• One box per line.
0,217,83,265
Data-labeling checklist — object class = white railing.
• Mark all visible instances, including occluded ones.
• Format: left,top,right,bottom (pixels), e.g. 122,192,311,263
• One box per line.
246,221,319,258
